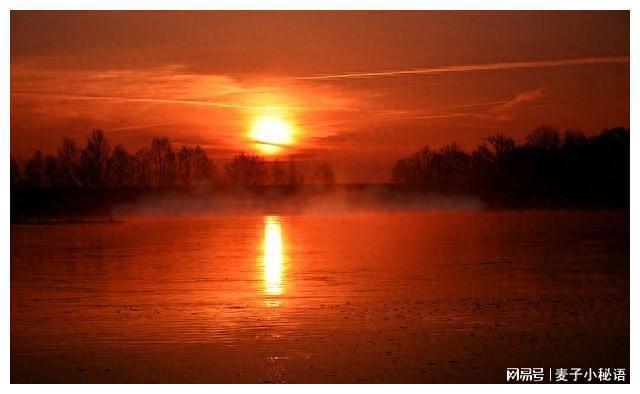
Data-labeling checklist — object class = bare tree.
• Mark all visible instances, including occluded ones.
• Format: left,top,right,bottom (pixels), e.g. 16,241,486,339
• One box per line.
149,137,176,187
525,125,561,150
484,134,517,159
82,129,111,187
108,144,134,187
562,129,589,149
25,150,45,187
226,153,266,186
133,148,153,187
177,146,194,187
44,155,61,187
192,145,216,186
57,138,81,187
391,146,431,185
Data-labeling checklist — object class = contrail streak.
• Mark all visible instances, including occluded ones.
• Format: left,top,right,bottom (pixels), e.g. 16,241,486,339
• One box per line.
287,55,629,81
10,91,300,111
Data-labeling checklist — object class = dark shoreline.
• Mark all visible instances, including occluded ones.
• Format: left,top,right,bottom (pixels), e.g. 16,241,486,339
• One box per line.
11,184,629,224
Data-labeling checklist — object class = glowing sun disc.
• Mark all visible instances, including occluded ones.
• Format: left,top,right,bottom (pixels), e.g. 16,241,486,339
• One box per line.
250,115,293,154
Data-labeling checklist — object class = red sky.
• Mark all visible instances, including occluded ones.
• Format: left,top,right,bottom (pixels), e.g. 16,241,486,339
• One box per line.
10,11,629,182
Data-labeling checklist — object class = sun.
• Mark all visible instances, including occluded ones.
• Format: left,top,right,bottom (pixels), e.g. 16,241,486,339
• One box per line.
250,115,294,155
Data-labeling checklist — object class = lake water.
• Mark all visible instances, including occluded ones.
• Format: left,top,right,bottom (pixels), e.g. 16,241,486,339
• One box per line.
11,210,629,383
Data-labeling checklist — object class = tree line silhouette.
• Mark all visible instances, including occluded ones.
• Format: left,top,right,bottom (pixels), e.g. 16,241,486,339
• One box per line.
10,125,629,221
10,129,336,189
391,125,629,207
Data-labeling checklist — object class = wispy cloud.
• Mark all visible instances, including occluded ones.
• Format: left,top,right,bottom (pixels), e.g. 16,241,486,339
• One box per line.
364,88,547,124
490,88,545,120
108,122,181,132
10,90,285,110
286,56,629,81
10,66,361,156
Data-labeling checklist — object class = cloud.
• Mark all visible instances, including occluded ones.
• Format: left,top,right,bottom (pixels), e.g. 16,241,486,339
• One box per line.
10,90,281,111
10,65,361,158
285,56,629,81
490,88,545,120
348,89,546,124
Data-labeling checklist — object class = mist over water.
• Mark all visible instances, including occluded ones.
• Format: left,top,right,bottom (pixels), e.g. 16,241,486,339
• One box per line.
113,187,484,218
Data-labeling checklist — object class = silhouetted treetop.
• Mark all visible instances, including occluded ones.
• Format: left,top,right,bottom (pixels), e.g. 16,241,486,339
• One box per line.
10,125,629,208
225,153,266,186
392,125,629,207
12,130,218,190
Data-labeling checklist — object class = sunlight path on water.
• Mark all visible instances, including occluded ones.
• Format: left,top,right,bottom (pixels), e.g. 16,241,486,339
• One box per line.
263,216,284,298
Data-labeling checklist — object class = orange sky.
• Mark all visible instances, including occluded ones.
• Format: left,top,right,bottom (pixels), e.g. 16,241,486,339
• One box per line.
10,11,629,182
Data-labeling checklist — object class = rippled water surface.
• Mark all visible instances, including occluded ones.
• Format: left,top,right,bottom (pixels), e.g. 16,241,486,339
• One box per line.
11,210,629,383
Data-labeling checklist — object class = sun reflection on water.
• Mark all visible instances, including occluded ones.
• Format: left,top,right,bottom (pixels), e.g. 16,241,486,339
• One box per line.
263,216,284,297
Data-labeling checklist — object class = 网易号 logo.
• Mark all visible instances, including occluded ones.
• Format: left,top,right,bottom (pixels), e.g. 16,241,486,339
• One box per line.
506,368,627,383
